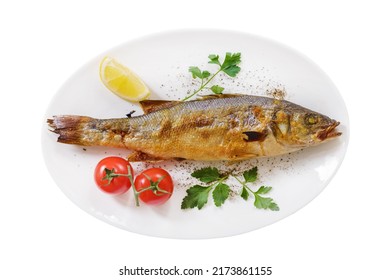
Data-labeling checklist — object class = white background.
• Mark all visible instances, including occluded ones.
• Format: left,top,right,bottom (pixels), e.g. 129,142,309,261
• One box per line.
1,0,389,279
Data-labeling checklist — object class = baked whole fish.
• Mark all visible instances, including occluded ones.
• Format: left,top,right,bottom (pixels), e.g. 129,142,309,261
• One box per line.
48,94,341,161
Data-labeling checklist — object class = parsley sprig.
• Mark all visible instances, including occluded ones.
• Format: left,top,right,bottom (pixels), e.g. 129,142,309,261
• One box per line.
183,52,241,101
181,166,279,211
234,167,280,211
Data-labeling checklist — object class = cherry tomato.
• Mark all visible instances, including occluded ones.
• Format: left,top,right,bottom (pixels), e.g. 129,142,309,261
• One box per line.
134,168,174,205
94,156,134,195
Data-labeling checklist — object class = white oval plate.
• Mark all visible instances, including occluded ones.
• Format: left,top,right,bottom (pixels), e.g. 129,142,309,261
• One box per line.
42,30,349,239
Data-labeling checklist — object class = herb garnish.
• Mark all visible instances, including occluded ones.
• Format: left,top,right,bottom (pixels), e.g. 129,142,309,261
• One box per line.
183,52,241,101
181,166,279,211
234,167,280,211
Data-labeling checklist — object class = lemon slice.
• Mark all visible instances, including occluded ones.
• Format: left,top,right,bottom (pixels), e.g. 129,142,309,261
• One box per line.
99,56,150,101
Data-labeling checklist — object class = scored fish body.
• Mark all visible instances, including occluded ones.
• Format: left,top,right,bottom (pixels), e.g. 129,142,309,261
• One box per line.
48,94,341,161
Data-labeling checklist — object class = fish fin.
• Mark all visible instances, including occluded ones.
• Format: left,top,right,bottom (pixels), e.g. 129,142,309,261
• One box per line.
126,110,136,118
242,131,268,142
127,151,167,162
173,157,186,161
127,151,186,162
197,94,243,100
230,153,258,160
139,100,180,114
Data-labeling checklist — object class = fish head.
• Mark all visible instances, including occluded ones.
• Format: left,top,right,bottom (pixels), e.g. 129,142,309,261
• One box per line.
271,107,341,147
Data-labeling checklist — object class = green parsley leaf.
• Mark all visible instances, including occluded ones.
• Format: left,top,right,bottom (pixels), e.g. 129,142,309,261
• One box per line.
212,183,230,207
208,54,221,66
191,167,221,183
241,187,249,201
201,70,210,79
255,186,272,195
181,185,212,210
221,52,241,77
268,202,280,211
210,85,224,94
221,52,241,68
223,65,241,77
254,194,279,211
254,195,272,209
243,166,258,183
188,66,203,79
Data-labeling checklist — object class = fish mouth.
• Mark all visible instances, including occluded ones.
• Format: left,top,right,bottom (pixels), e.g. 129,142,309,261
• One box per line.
317,121,342,141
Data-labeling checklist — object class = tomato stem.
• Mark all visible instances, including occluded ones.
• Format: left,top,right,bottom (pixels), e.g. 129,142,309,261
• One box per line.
142,174,172,196
122,166,138,206
104,166,171,206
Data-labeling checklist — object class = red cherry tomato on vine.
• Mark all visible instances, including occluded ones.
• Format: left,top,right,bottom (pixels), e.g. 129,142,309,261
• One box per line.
94,156,134,195
134,168,174,205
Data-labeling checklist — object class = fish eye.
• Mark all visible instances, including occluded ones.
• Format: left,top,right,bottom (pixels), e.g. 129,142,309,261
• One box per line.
305,114,318,125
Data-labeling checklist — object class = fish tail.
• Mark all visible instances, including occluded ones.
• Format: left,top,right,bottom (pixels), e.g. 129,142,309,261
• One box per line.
47,115,97,145
47,115,129,148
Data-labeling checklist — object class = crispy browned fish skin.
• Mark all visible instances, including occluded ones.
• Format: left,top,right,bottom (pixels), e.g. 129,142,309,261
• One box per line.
48,95,341,161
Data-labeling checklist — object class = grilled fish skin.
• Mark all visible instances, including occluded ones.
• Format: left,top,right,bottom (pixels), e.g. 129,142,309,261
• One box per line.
47,94,341,161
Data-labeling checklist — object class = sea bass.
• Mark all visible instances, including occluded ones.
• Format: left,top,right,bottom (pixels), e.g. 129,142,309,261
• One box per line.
48,94,341,161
